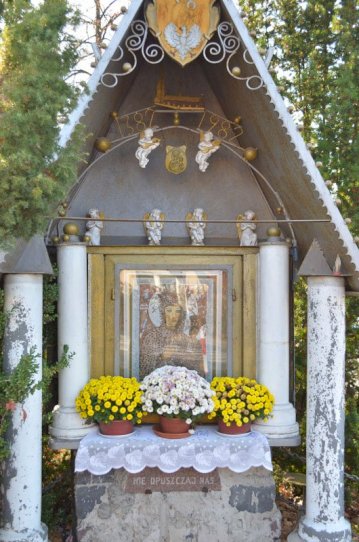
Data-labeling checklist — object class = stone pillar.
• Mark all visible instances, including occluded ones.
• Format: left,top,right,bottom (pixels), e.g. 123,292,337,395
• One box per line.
288,276,351,542
50,243,95,443
254,230,299,443
0,275,48,542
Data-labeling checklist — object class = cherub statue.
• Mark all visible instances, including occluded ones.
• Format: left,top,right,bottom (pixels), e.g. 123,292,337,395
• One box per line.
85,208,103,246
195,131,221,173
135,128,160,168
237,210,257,246
186,208,207,246
143,209,165,245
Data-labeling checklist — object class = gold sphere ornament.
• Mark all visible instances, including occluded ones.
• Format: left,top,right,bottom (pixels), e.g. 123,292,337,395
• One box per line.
122,62,132,73
234,116,242,125
276,207,283,214
52,236,60,244
63,223,79,236
243,147,258,161
120,5,127,13
267,226,281,238
58,209,66,217
90,61,98,68
325,180,333,187
110,111,119,119
231,66,241,77
335,198,342,206
315,161,323,168
62,201,69,209
100,42,108,49
95,137,112,153
110,23,118,31
345,218,352,225
63,234,70,242
173,112,180,126
83,235,91,243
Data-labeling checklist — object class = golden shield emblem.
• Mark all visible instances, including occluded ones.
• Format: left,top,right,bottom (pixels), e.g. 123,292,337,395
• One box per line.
146,0,220,67
165,145,187,174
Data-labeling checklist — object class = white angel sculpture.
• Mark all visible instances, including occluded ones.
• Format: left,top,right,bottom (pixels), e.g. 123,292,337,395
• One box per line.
237,210,257,246
164,23,201,61
195,131,221,173
186,208,207,246
85,208,103,246
143,209,165,246
135,128,160,168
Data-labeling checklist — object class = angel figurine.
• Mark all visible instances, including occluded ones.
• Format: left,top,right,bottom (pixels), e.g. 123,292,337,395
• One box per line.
237,210,257,246
85,208,103,246
195,131,221,173
135,128,160,168
186,208,207,246
143,209,165,245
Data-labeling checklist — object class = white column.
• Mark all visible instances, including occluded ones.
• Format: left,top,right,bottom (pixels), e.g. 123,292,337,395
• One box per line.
254,237,299,441
289,276,351,542
0,275,48,542
50,243,95,441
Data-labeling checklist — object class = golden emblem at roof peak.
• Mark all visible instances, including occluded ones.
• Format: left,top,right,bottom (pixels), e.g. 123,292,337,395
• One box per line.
146,0,220,67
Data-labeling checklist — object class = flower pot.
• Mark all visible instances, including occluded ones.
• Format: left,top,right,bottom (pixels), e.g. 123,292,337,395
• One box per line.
218,419,251,435
159,416,189,435
99,420,134,436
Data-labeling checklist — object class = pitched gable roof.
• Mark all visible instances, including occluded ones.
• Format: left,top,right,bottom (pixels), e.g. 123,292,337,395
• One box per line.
58,0,359,292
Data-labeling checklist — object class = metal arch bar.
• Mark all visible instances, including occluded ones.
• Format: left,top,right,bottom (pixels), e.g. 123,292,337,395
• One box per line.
51,217,331,224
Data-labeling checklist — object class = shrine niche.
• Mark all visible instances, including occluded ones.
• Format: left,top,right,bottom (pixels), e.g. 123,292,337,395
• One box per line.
89,247,256,382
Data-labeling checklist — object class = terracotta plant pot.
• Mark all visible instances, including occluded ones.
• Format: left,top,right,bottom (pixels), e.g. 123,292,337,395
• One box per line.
99,420,134,436
218,419,251,435
159,416,189,434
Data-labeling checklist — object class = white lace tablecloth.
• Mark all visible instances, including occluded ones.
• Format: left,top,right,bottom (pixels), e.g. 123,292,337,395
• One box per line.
75,426,272,475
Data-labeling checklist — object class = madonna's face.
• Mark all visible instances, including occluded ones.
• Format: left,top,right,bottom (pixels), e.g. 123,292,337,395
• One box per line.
164,304,182,330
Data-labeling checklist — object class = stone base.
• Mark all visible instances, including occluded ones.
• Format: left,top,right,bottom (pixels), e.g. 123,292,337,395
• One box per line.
0,523,48,542
75,467,281,542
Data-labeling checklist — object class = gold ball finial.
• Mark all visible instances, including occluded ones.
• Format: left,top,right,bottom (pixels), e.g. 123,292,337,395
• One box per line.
232,66,241,77
62,234,70,242
234,116,242,125
58,208,66,218
83,235,91,243
173,112,180,126
63,223,79,236
122,62,132,73
52,236,60,244
243,147,258,161
110,111,119,120
267,226,281,238
95,137,112,153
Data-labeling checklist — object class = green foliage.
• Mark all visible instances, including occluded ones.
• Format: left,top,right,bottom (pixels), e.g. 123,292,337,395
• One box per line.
0,0,85,245
0,348,39,460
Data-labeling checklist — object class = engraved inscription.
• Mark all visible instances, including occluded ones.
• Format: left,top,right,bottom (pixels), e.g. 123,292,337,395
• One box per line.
124,467,221,493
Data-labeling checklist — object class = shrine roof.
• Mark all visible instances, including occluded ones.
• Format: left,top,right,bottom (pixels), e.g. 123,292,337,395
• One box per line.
58,0,359,292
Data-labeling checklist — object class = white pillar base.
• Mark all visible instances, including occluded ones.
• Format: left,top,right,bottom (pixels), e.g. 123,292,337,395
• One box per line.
49,405,96,440
0,522,48,541
254,404,299,439
288,515,352,542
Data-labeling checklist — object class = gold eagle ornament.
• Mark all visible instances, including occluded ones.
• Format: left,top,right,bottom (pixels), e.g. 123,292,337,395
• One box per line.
146,0,220,67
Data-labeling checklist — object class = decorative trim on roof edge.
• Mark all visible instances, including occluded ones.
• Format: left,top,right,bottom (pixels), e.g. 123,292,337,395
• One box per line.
58,0,143,149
